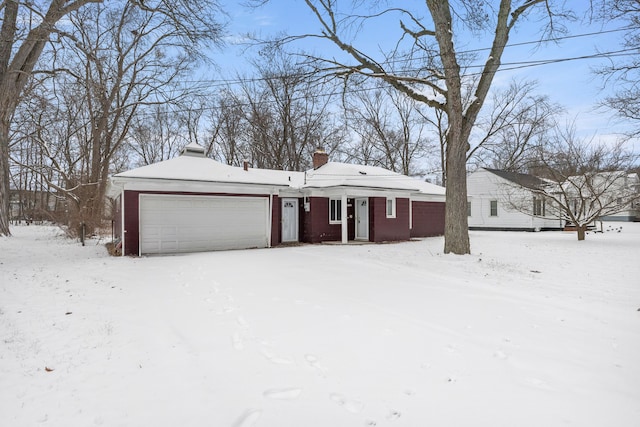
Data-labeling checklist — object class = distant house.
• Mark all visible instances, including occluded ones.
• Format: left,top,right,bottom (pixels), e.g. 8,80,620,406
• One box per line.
108,143,446,255
569,172,640,222
9,188,66,223
466,168,563,231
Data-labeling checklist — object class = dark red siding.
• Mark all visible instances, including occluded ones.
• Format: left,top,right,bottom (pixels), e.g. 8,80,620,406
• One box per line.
302,197,356,243
123,190,140,256
369,197,411,242
122,190,274,256
411,201,445,237
303,197,337,243
271,195,281,246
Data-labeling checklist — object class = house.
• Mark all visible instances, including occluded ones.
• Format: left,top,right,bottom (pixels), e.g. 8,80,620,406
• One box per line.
466,168,563,231
9,188,67,223
574,172,640,222
108,144,446,255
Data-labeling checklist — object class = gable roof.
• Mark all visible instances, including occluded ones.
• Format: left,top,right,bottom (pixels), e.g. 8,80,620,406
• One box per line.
484,168,548,190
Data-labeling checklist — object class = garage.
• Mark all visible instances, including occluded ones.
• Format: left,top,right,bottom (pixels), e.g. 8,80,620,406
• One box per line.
139,194,270,255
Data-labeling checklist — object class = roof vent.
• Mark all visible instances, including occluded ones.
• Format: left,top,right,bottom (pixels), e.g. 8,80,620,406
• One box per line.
181,142,206,157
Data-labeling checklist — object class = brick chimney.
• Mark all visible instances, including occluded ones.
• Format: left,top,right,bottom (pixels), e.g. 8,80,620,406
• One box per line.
312,147,329,169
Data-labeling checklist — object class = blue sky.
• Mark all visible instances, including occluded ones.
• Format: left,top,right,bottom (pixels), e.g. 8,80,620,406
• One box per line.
210,2,636,152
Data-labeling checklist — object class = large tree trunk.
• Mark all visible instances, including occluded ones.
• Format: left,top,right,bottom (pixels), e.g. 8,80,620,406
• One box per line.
0,117,11,236
443,128,470,254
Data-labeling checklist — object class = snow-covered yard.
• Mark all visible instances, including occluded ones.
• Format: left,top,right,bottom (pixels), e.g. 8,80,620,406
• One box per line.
1,224,639,427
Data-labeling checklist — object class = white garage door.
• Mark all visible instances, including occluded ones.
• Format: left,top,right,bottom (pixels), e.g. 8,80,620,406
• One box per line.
139,194,269,255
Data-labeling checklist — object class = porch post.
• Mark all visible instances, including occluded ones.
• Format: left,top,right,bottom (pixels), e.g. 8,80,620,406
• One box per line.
341,194,348,244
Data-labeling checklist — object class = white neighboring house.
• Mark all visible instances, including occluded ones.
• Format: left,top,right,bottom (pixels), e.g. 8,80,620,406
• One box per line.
587,172,640,222
467,168,563,231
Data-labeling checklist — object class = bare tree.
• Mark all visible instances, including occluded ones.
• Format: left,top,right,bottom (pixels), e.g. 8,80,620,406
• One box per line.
594,0,640,137
0,0,105,236
255,0,571,254
10,1,223,234
234,47,346,171
505,123,640,240
470,79,561,171
0,0,225,236
343,83,432,176
208,89,251,166
127,105,185,167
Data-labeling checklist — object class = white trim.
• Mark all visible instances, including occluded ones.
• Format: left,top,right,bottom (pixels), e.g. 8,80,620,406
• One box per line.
386,197,396,218
120,189,125,256
329,197,342,224
355,198,369,241
309,187,412,199
490,200,498,217
268,193,273,247
116,178,283,195
281,197,299,243
138,193,142,257
341,194,348,244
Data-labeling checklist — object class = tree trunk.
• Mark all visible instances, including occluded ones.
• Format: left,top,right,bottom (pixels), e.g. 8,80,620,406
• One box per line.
0,116,11,236
577,225,587,241
443,128,470,254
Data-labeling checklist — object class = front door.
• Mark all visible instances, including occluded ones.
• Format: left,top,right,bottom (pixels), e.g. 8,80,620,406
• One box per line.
355,198,369,241
281,198,299,243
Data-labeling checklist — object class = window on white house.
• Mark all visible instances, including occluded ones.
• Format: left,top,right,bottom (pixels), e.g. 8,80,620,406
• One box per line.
329,198,342,223
490,200,498,216
467,201,472,217
386,198,396,218
533,198,546,216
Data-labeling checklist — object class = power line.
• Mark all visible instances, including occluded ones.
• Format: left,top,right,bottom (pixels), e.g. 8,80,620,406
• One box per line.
127,47,638,118
9,26,636,118
176,25,634,86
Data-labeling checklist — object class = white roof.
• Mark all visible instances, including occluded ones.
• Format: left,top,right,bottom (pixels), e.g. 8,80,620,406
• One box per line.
111,148,446,196
304,162,445,195
114,155,290,187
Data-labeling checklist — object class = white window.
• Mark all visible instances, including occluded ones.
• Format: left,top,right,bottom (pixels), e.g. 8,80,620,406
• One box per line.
490,200,498,217
386,197,396,218
329,198,342,223
533,198,546,216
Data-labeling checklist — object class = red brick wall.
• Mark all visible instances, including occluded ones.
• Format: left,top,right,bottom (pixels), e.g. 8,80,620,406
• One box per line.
411,201,445,237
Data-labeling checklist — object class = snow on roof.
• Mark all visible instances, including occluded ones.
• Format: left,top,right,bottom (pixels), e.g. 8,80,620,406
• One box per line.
304,162,445,194
112,154,445,196
113,155,290,187
247,167,305,187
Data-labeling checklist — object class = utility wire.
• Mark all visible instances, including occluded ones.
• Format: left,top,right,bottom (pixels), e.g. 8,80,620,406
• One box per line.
9,26,637,118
